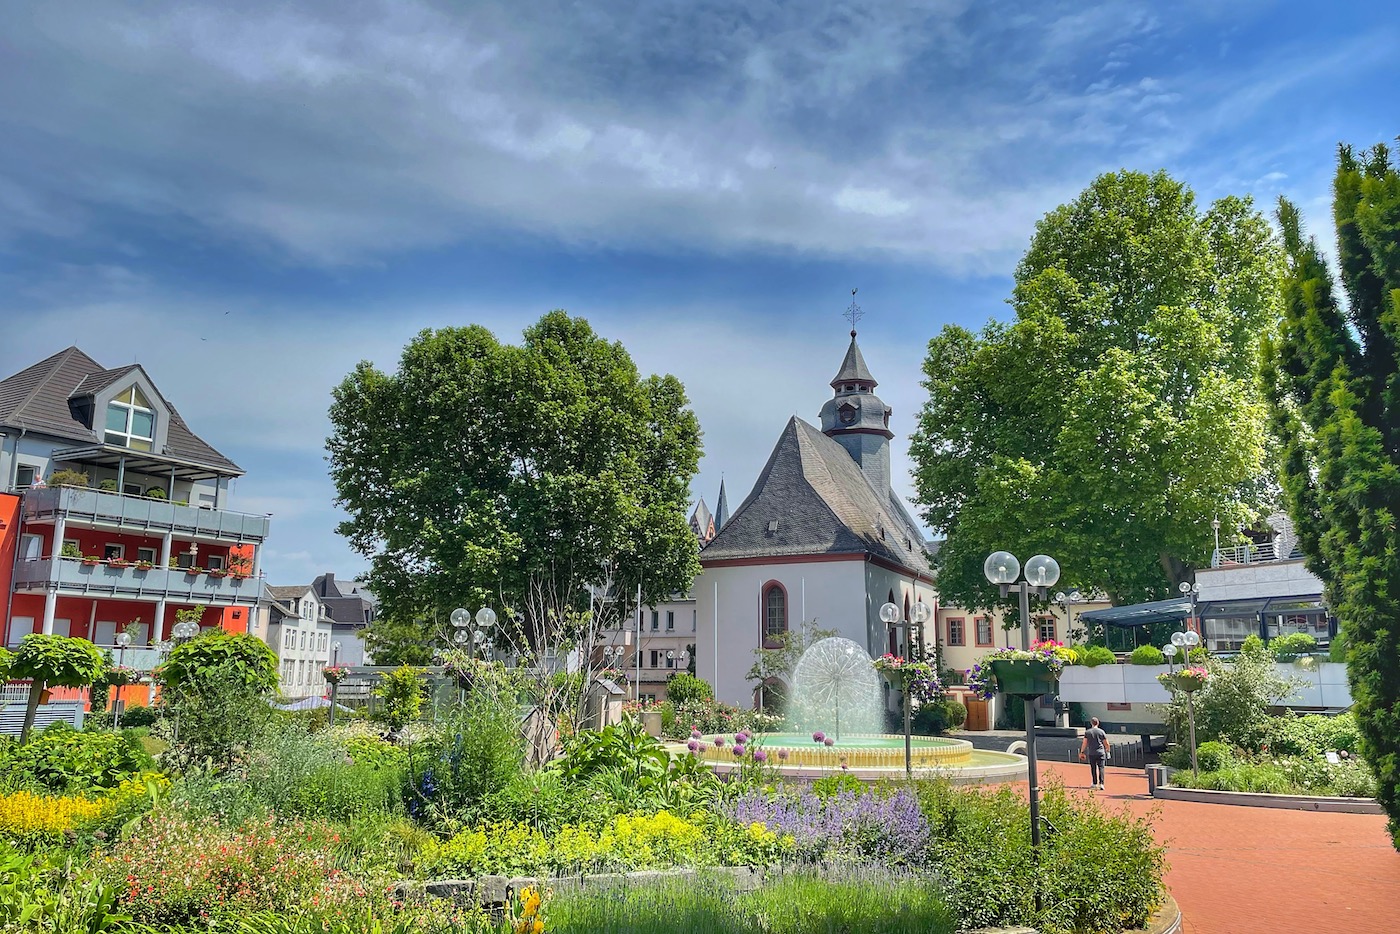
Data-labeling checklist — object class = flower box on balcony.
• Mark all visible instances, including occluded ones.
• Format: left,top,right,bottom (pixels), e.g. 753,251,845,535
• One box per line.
107,559,131,569
81,557,102,567
134,562,154,572
208,569,227,579
183,566,203,576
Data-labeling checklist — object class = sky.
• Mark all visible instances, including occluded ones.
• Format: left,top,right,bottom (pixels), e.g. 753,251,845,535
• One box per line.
0,1,1395,586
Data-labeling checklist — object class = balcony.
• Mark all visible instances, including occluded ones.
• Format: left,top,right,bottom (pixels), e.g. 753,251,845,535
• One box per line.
1211,540,1302,567
12,557,261,605
22,487,269,543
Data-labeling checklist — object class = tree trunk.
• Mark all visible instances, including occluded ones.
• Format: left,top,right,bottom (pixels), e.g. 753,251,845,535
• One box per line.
1159,552,1191,590
19,680,44,743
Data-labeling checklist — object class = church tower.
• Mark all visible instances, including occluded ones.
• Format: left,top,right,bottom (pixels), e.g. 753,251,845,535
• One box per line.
818,329,894,505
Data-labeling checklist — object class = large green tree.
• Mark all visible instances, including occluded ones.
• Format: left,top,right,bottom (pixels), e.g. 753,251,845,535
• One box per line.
911,171,1282,608
1264,140,1400,846
328,311,703,656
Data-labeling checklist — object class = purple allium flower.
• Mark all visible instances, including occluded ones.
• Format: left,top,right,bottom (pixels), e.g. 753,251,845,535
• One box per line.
777,748,790,761
733,744,746,757
841,764,849,770
823,737,835,747
691,729,702,740
687,739,700,753
753,749,768,762
713,736,726,747
812,731,826,743
736,731,750,743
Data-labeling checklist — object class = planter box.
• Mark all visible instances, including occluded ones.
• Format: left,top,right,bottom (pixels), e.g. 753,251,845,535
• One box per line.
991,659,1058,698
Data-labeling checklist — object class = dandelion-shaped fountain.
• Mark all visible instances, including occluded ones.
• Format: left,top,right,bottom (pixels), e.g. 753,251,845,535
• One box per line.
788,636,884,739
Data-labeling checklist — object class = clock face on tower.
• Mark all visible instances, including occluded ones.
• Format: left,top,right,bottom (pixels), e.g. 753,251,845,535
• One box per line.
838,403,857,425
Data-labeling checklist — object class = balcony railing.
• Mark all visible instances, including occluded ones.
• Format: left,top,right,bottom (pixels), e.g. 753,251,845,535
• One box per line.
22,487,270,542
12,557,261,605
1211,541,1295,567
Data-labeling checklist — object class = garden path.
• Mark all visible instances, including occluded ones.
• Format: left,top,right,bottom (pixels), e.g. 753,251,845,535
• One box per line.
1035,760,1400,934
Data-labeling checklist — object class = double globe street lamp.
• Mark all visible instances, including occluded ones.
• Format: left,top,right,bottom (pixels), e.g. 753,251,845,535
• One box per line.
984,550,1061,883
451,606,498,660
877,600,934,778
1163,627,1203,776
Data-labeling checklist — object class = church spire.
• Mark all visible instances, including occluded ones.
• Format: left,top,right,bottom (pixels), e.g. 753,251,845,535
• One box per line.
715,477,730,531
820,292,894,504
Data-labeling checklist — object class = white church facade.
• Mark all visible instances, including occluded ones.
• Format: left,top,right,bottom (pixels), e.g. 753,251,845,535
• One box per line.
692,331,936,708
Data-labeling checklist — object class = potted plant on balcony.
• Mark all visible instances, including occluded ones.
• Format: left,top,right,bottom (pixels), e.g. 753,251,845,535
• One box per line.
207,566,227,579
60,542,82,560
81,554,102,567
146,487,167,500
967,640,1075,699
107,556,132,569
134,559,154,572
227,553,254,580
48,469,90,489
183,564,203,576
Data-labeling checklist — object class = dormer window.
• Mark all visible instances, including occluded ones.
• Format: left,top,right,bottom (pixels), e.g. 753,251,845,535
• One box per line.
105,386,155,452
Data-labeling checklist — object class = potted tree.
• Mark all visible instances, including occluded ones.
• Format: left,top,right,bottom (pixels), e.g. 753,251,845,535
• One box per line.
9,634,105,742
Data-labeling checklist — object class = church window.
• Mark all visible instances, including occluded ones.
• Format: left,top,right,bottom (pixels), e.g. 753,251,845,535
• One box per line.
105,386,156,452
763,583,787,643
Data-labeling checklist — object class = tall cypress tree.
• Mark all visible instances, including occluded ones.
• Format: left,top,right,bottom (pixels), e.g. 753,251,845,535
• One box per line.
1265,140,1400,846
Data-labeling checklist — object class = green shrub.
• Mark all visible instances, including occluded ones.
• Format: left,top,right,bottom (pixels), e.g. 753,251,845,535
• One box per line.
1262,711,1362,758
1270,632,1318,661
913,699,967,735
1129,645,1165,665
158,667,277,772
1187,646,1209,663
157,630,278,695
1329,631,1348,663
1195,741,1233,772
47,469,89,488
0,843,132,934
409,690,524,828
812,771,866,798
373,666,426,731
664,672,713,706
1080,646,1117,667
0,723,152,791
916,779,1164,933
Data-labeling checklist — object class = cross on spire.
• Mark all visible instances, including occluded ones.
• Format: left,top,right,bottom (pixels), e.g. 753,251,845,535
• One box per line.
844,288,863,337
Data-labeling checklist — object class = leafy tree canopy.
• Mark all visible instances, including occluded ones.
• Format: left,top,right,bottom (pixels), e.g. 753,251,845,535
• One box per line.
328,311,703,650
911,170,1283,608
157,631,278,695
1264,140,1400,847
11,634,106,742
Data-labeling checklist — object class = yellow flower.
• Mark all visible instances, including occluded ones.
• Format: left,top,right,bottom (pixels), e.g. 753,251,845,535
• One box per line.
532,919,544,934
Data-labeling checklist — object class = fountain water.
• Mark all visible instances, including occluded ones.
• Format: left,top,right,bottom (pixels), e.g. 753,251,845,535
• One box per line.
787,636,884,738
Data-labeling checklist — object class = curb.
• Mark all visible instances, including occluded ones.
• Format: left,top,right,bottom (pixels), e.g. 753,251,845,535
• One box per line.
1151,785,1384,813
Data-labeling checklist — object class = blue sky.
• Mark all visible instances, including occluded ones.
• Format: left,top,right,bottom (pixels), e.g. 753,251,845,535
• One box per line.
0,1,1394,585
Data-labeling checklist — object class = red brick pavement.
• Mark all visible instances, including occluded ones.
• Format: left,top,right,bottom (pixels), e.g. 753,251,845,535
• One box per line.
1036,760,1400,934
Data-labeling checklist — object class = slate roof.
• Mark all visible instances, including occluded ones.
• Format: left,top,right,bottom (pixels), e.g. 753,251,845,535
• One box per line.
0,346,242,475
699,416,931,575
311,573,377,627
830,335,876,388
266,585,313,603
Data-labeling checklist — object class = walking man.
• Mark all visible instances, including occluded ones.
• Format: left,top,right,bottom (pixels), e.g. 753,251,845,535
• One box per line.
1079,716,1110,790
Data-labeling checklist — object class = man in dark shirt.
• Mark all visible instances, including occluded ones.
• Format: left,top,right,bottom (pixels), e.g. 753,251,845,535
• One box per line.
1079,717,1110,790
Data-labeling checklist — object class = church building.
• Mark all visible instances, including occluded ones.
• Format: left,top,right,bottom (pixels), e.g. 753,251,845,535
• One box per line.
694,328,936,708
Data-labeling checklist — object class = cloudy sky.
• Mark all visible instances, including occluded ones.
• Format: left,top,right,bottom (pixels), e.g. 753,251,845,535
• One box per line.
1,1,1394,585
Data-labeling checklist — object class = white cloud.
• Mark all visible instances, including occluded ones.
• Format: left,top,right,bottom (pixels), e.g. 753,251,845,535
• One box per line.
0,0,1271,273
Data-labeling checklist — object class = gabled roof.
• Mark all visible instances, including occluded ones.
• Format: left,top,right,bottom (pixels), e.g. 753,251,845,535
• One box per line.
700,417,930,575
266,585,314,603
0,346,242,475
830,335,876,388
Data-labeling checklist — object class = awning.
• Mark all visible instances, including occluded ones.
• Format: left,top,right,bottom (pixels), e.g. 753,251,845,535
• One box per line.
1079,596,1193,628
49,443,241,482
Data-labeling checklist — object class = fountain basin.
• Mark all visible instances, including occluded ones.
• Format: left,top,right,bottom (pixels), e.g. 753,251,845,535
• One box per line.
671,732,1027,784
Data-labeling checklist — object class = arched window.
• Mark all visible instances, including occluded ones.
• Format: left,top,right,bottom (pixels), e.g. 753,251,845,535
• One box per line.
763,582,787,644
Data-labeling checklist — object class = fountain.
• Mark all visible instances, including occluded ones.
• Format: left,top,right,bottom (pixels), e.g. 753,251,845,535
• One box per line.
788,636,883,738
671,636,1026,781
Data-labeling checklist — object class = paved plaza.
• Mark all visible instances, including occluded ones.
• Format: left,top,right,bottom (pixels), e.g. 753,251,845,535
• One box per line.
1036,761,1400,934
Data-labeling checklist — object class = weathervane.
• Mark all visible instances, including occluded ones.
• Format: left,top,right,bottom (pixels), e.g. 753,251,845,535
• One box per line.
844,288,863,337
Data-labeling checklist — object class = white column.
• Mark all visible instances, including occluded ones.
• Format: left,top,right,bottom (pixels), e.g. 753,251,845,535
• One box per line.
53,515,67,554
160,532,173,568
42,589,57,635
154,598,168,643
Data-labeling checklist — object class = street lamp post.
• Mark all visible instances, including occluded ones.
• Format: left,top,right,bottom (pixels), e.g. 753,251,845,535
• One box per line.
984,550,1061,896
878,599,933,779
1163,628,1203,775
450,607,498,699
114,631,132,730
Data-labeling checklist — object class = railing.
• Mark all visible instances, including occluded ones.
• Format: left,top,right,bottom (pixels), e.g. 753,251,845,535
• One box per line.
1212,541,1281,567
23,487,270,542
12,557,261,604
